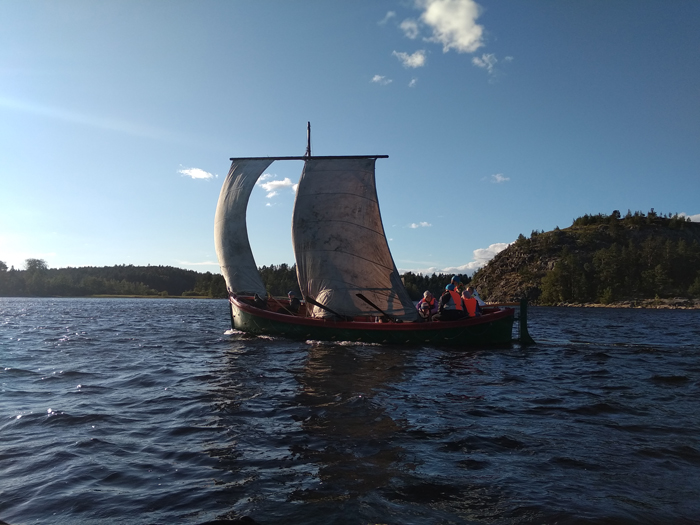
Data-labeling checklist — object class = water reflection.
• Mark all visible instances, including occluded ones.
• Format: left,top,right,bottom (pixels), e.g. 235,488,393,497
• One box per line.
207,339,414,515
289,343,412,501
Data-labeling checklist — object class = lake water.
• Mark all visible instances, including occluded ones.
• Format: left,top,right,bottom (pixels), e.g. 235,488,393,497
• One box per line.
1,298,699,524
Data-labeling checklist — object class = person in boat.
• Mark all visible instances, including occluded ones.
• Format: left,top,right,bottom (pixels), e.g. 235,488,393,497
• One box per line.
253,293,267,309
467,285,485,307
433,284,467,321
416,290,438,321
275,291,301,315
287,291,301,314
462,287,481,317
450,275,464,294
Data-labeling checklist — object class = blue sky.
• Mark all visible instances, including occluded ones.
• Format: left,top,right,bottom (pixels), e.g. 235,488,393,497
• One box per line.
2,0,699,275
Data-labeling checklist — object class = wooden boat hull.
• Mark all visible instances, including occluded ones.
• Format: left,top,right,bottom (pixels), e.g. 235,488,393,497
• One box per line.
229,296,515,346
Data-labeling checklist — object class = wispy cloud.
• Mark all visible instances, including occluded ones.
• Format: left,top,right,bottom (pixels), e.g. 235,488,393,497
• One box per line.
472,53,513,76
418,0,484,54
379,11,396,25
400,18,420,39
393,50,427,68
371,75,393,85
257,177,295,198
409,78,418,87
178,167,215,180
0,95,183,143
409,221,432,228
472,53,497,73
490,173,510,184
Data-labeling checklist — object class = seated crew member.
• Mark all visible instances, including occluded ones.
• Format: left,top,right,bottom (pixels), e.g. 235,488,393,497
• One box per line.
468,286,486,307
451,275,465,294
416,290,438,321
287,291,301,314
462,288,480,317
253,293,267,309
433,284,467,321
276,291,302,315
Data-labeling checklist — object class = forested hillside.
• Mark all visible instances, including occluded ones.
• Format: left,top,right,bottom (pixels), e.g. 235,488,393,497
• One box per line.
0,261,227,298
472,210,700,306
0,259,467,301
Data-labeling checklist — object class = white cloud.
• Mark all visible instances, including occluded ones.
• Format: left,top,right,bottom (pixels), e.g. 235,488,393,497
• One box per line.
393,50,427,68
472,53,497,73
409,221,432,228
379,11,396,25
371,75,393,85
490,173,510,184
471,242,510,268
418,0,484,53
409,78,418,87
399,242,510,275
680,213,700,222
178,167,215,180
257,177,295,198
400,18,420,39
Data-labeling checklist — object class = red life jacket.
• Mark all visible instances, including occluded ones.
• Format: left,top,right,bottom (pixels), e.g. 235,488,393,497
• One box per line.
418,297,435,309
464,297,478,316
449,290,464,310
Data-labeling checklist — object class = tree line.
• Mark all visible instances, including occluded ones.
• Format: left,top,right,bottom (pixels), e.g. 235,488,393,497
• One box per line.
0,260,227,298
511,210,700,304
0,259,467,301
539,236,700,304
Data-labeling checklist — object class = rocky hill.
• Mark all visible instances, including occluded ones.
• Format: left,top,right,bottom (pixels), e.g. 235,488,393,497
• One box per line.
471,211,700,306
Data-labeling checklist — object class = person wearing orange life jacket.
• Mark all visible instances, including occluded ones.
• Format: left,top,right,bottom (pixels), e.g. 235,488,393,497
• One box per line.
433,284,467,322
450,275,465,294
462,286,483,317
416,290,438,321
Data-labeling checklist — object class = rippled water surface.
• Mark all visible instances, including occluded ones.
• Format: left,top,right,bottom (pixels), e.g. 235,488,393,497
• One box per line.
1,298,700,524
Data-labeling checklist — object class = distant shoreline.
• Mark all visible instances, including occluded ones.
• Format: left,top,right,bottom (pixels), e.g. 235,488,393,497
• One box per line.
543,298,700,310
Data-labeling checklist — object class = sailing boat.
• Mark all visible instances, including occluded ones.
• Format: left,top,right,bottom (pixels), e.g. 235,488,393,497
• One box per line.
215,125,530,346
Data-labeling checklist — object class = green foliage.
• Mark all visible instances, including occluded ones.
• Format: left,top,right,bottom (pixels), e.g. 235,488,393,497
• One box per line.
259,264,300,297
689,273,700,297
0,263,223,298
25,258,48,272
539,247,590,303
402,272,470,300
599,287,614,305
531,211,700,304
514,233,529,248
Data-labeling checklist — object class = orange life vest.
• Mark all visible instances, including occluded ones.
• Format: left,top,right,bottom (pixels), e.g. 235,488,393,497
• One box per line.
418,297,435,309
464,297,478,316
449,290,463,310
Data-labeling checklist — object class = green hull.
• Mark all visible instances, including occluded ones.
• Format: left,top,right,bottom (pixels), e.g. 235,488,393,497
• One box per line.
230,297,515,347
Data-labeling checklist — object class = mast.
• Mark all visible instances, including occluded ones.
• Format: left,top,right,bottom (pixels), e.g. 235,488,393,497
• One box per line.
229,122,387,161
305,121,311,158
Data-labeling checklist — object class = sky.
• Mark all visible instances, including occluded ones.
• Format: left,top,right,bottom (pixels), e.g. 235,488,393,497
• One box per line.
1,0,699,276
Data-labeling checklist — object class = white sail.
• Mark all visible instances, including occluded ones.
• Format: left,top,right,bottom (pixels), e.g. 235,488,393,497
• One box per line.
214,158,273,296
292,157,418,321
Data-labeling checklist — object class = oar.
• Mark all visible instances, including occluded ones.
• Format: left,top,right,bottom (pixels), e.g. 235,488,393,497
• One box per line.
356,293,403,323
304,296,348,320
